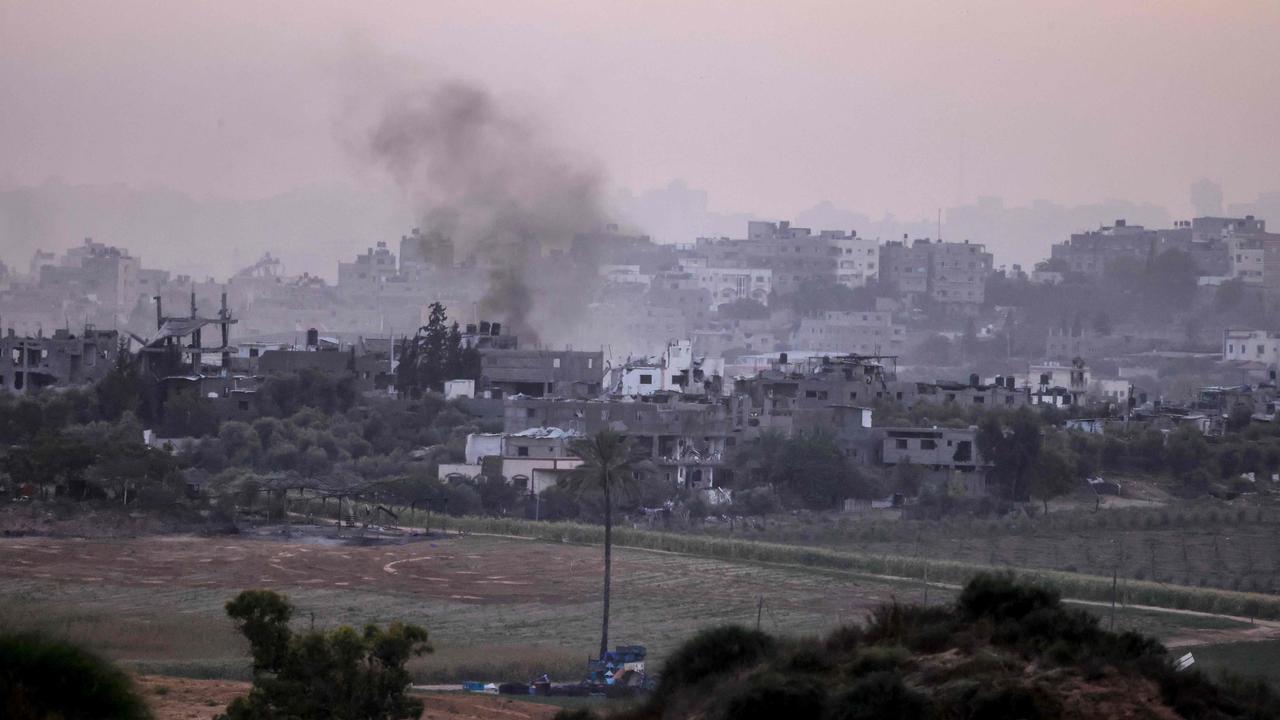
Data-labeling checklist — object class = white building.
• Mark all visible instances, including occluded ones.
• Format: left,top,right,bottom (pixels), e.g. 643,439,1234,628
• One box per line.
608,339,726,397
1229,237,1266,284
677,261,772,309
832,234,880,288
1224,329,1280,365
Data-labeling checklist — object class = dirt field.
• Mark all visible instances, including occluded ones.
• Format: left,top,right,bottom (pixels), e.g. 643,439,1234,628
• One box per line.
0,529,918,683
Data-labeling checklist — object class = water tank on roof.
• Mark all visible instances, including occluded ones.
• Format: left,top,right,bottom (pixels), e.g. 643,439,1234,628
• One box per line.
969,373,980,387
306,328,319,348
778,352,788,365
466,323,478,334
491,322,501,336
479,321,491,334
1006,376,1016,390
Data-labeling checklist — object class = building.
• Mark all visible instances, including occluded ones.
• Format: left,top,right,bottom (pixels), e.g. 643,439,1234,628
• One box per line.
1224,329,1280,365
793,310,906,355
879,237,993,310
398,227,454,273
505,395,734,489
0,326,121,394
690,221,868,295
606,339,725,397
479,348,604,399
337,242,398,292
678,263,772,309
873,426,989,497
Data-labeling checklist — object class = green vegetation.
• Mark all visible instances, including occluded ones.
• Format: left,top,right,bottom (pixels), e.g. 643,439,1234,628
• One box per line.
451,515,1280,620
1194,640,1280,690
0,630,152,720
218,589,431,720
559,573,1280,720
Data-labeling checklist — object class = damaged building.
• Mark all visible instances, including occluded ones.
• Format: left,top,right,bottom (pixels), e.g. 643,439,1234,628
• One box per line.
0,325,121,394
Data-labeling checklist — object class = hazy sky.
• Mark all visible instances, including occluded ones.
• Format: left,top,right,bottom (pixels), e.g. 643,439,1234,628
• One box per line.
3,1,1278,223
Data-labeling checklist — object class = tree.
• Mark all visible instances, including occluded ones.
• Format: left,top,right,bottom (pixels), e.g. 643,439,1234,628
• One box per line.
95,341,147,421
219,589,431,720
977,408,1042,502
565,430,645,658
1029,447,1076,515
1165,425,1210,480
0,631,151,720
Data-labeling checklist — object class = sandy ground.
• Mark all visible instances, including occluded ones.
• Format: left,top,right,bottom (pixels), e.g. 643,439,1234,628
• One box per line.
135,675,561,720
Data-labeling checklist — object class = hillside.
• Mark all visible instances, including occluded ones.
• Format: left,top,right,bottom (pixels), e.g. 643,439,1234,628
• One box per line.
568,574,1279,720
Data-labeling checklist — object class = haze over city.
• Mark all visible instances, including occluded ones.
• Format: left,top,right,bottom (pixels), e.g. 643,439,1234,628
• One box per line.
4,1,1280,276
6,3,1280,719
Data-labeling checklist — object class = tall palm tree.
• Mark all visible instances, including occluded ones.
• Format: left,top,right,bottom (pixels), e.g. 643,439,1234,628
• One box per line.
565,429,645,658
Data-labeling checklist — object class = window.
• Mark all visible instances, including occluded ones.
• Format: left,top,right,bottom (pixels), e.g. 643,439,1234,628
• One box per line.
973,396,985,404
895,438,909,449
525,408,537,418
921,439,937,450
553,358,561,368
639,374,653,385
588,358,594,369
517,446,529,457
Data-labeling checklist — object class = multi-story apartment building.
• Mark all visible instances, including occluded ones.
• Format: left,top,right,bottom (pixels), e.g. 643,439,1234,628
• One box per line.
337,242,397,293
793,310,906,355
879,237,992,310
690,221,864,295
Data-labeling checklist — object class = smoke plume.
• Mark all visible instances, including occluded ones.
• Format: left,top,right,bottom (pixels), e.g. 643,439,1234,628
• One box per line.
363,81,607,345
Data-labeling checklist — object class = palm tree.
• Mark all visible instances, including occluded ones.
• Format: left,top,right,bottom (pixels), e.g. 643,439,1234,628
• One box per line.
565,429,645,658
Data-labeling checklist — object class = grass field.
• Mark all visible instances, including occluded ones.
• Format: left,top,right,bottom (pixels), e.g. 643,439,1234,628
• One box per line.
3,525,1273,694
450,516,1280,621
1193,640,1280,689
0,531,929,683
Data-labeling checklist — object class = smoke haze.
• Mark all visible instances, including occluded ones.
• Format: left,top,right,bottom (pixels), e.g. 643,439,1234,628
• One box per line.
362,81,607,344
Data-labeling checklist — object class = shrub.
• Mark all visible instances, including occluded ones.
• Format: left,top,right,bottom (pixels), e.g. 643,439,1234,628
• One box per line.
0,631,151,720
655,625,776,699
958,572,1060,623
829,671,931,720
715,671,826,720
967,682,1061,719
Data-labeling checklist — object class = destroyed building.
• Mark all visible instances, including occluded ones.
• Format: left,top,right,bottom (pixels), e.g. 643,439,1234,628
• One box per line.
0,325,121,394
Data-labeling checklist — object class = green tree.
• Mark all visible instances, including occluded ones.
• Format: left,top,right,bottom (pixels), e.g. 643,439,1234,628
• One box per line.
0,631,151,720
565,430,646,658
1165,425,1210,480
1029,446,1076,514
977,408,1042,502
95,341,146,421
219,590,431,720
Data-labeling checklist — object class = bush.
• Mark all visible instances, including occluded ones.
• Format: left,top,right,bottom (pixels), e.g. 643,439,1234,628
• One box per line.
829,671,931,720
654,625,776,699
958,572,1060,623
0,631,151,720
715,671,826,720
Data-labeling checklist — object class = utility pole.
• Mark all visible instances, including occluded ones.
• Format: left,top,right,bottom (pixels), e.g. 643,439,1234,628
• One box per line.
756,596,764,632
1110,567,1118,631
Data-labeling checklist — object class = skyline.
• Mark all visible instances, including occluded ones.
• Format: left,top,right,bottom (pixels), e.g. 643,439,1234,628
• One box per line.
3,1,1278,241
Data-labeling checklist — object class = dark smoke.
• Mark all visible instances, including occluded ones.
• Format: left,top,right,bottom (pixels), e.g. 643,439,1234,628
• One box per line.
364,82,607,345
